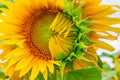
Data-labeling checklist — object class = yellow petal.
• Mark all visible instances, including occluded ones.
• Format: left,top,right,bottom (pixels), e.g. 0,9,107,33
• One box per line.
38,60,46,73
15,54,34,70
5,48,30,58
30,60,40,80
73,60,88,70
49,60,60,66
0,46,14,60
48,0,55,9
5,52,30,70
2,39,24,47
97,41,114,51
43,69,48,80
107,27,120,33
46,61,54,73
92,17,120,25
84,5,109,15
56,0,64,9
49,36,70,59
19,57,39,77
29,0,48,9
88,32,117,40
5,64,16,77
0,23,20,35
78,0,101,7
87,5,116,16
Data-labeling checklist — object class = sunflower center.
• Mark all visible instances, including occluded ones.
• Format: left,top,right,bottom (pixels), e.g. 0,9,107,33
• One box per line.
24,10,76,60
31,12,56,55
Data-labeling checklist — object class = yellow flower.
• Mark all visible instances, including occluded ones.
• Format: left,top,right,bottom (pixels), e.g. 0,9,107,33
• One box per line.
72,0,120,70
0,0,67,80
78,0,120,50
0,0,120,79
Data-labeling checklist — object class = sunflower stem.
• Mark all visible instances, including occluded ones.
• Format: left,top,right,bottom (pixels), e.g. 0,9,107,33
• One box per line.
49,73,52,80
60,62,66,80
52,67,57,80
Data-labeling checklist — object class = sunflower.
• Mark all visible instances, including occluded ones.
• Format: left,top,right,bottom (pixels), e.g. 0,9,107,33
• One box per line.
0,0,66,80
0,0,120,80
72,0,120,70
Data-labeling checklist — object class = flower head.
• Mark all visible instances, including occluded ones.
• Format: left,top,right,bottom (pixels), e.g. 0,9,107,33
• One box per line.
0,0,120,79
72,0,120,70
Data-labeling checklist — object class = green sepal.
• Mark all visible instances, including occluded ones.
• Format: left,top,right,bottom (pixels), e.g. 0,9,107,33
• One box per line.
74,42,87,53
72,2,84,21
80,20,95,26
76,20,83,27
63,0,75,17
77,32,83,41
75,20,94,34
80,35,95,45
79,26,93,33
71,26,79,36
75,53,93,62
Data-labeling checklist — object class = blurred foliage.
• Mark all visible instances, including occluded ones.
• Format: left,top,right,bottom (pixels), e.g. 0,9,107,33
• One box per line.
64,67,101,80
99,52,120,80
0,66,5,79
0,3,8,9
0,0,13,14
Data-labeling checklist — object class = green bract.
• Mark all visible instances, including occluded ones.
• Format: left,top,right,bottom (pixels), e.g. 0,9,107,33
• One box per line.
61,0,94,61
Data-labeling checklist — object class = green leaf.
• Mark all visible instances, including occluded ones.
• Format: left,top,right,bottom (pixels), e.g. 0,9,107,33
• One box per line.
102,70,116,80
64,67,102,80
0,71,5,79
0,3,8,9
97,56,103,68
102,64,116,80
